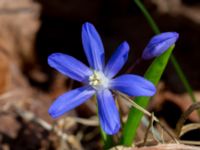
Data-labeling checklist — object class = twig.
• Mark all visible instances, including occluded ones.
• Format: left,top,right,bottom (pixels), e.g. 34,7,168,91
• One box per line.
12,106,84,150
126,58,142,73
141,116,162,143
179,123,200,137
142,112,155,146
179,140,200,146
176,102,200,137
73,116,98,126
0,89,24,101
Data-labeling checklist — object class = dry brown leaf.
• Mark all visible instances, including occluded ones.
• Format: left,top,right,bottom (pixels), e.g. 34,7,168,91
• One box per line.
148,0,200,24
111,144,200,150
0,0,41,67
150,82,200,122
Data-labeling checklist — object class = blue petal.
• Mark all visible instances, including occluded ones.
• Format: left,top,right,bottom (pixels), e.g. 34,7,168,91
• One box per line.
48,53,92,82
48,86,95,118
82,22,105,71
104,41,130,78
97,89,120,135
142,32,179,60
111,74,156,96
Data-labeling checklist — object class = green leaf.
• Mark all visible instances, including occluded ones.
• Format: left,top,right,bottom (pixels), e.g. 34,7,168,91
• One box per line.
121,45,175,146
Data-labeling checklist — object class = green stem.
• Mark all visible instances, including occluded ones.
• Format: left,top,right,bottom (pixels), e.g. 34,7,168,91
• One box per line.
134,0,196,103
134,0,160,34
100,128,113,149
170,55,196,103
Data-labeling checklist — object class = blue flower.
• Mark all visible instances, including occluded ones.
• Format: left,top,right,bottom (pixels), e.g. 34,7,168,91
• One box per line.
48,22,156,135
142,32,179,60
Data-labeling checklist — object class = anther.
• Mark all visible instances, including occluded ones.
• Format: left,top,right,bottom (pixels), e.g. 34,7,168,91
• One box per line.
88,70,109,90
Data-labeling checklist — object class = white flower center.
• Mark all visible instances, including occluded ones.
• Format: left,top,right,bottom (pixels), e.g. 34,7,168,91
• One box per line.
89,71,109,90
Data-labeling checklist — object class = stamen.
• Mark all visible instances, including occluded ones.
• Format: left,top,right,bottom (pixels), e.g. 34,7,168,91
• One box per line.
89,71,109,90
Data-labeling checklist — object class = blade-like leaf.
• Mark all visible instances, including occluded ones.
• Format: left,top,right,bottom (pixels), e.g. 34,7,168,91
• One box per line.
121,45,175,146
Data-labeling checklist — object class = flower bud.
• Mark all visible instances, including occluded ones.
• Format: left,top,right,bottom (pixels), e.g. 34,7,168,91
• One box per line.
142,32,179,60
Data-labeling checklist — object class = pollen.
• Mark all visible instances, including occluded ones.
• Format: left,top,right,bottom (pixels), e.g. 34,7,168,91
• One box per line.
89,71,109,90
